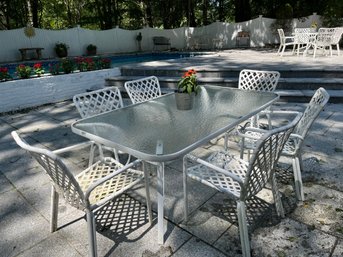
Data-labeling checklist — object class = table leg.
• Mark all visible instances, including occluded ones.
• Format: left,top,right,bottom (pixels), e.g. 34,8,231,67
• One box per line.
157,162,165,244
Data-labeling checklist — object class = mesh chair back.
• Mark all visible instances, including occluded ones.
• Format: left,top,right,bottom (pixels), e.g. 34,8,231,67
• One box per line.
124,76,162,104
315,29,335,47
12,131,86,210
332,27,343,45
239,69,280,92
241,113,301,200
293,87,330,138
294,28,317,44
73,87,123,118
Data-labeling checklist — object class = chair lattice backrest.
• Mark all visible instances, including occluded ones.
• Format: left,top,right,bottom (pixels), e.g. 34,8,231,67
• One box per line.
293,87,330,139
294,28,317,44
73,87,124,118
332,27,343,45
12,131,86,210
241,116,299,200
316,28,335,46
124,76,162,104
238,69,280,92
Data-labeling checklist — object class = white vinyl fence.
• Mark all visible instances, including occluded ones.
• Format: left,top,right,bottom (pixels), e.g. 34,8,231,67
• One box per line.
0,14,321,63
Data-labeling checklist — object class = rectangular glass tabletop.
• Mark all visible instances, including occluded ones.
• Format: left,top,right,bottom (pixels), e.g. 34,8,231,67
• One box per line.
71,85,279,162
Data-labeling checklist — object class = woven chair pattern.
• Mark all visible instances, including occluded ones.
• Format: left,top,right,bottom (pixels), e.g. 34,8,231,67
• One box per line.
12,131,152,257
124,76,162,104
77,157,144,205
32,151,86,210
239,69,280,92
187,152,248,198
293,87,330,139
73,87,123,118
184,116,300,257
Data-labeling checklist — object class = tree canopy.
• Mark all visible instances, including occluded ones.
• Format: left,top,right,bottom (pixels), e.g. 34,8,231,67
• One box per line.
0,0,341,30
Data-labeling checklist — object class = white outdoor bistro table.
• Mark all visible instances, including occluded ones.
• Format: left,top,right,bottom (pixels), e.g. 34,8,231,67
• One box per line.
71,85,279,244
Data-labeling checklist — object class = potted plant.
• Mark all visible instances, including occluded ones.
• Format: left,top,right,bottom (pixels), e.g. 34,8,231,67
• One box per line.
136,32,142,51
86,44,97,56
54,42,68,58
175,69,199,110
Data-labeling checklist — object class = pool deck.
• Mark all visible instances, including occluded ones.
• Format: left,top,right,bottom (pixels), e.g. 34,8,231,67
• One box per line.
1,96,342,257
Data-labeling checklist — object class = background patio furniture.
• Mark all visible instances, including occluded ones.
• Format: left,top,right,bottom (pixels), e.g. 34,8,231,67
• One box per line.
330,27,343,56
183,112,301,257
124,76,162,104
237,88,330,201
73,86,128,165
277,28,296,56
11,130,152,257
293,27,317,55
236,31,250,48
311,28,336,57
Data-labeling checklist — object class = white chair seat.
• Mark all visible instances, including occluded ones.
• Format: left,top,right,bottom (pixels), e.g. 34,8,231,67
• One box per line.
187,151,248,199
76,157,144,206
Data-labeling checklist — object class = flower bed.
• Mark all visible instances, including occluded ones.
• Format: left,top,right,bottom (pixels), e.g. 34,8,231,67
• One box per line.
0,67,120,113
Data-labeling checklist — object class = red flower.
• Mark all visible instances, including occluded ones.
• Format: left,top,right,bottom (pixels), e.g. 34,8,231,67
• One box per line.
33,63,42,69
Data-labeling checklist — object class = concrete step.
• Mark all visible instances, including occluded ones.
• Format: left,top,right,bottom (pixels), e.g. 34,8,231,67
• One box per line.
106,76,343,103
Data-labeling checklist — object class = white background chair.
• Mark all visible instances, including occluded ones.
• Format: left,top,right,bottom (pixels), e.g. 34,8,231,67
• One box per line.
12,130,152,257
277,28,296,56
293,27,317,55
183,113,301,257
124,76,162,104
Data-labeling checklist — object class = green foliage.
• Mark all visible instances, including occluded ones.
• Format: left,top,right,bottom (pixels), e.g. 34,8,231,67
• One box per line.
16,64,32,79
0,67,12,81
322,0,343,27
177,69,199,94
61,58,74,74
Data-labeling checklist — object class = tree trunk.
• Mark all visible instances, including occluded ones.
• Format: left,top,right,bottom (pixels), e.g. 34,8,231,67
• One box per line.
202,0,208,25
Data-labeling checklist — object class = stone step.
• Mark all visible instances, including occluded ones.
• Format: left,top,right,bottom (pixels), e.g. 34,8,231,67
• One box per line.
120,67,343,78
106,76,343,103
106,76,343,90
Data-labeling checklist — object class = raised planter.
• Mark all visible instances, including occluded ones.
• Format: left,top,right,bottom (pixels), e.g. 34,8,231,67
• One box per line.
0,68,120,113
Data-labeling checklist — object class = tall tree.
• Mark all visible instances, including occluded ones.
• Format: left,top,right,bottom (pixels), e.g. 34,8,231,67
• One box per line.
234,0,251,22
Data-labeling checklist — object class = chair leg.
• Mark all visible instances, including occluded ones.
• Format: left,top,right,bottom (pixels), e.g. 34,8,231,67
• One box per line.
240,137,245,159
337,44,340,56
88,142,96,167
183,156,189,221
86,209,98,257
270,172,285,218
237,201,251,257
143,162,153,225
50,185,59,233
292,157,305,202
224,132,229,151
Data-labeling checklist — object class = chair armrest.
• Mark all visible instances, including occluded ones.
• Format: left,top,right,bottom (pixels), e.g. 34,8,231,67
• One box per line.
84,159,142,200
53,141,93,155
185,154,245,186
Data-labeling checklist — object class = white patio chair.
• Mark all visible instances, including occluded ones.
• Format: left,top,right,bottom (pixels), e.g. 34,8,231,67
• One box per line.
12,130,152,257
294,27,317,55
237,88,330,201
312,28,335,57
124,76,162,104
277,28,296,56
330,27,343,56
223,69,280,150
73,86,128,165
183,112,301,257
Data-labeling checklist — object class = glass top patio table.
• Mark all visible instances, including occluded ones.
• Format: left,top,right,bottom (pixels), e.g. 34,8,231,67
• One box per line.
71,85,279,244
71,85,279,163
